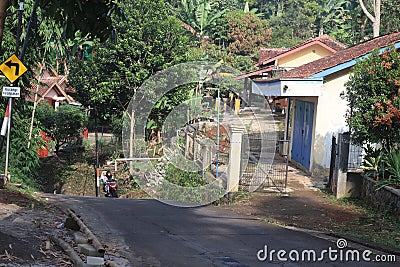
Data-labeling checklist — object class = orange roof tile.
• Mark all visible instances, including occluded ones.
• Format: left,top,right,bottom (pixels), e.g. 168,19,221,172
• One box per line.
283,32,400,79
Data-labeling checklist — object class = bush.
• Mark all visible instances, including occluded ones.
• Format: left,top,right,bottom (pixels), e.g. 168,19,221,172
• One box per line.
362,146,400,188
343,47,400,148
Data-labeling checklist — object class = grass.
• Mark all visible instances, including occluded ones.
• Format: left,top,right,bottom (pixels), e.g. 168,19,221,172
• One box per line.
329,197,400,249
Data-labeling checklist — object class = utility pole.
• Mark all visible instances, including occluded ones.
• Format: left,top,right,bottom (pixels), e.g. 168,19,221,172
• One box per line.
94,106,100,197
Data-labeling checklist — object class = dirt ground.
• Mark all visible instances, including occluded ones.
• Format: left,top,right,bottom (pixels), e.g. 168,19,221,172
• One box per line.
0,188,72,266
219,164,400,252
221,167,360,232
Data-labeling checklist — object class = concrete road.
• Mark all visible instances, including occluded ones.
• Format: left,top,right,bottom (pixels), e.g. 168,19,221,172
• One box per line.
50,196,398,266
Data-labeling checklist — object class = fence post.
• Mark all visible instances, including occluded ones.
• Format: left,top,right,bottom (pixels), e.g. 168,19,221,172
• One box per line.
334,132,350,198
227,125,245,192
328,135,337,193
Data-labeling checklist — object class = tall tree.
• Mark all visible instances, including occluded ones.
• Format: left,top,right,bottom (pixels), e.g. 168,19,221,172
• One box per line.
358,0,381,37
226,10,271,55
68,0,191,131
36,102,87,153
0,0,121,53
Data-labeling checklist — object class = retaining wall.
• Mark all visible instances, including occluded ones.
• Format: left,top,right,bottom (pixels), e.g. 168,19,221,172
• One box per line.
361,175,400,215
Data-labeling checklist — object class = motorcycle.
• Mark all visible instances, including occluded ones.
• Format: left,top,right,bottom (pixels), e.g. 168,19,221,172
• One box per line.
104,179,119,198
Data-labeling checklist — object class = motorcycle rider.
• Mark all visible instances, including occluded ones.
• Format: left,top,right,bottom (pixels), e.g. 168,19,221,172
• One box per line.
102,170,115,195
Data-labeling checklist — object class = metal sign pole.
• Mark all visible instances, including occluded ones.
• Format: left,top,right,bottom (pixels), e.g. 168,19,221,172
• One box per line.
4,97,12,177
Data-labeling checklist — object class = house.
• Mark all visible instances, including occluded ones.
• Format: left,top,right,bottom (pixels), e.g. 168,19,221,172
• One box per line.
249,32,400,176
26,65,79,109
25,64,84,158
238,34,347,80
238,35,347,112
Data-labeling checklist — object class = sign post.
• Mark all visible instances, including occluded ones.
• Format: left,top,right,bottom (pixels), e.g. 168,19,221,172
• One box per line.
0,53,27,178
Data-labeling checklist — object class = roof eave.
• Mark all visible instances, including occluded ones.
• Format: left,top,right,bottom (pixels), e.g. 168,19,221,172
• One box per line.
252,77,323,97
311,41,400,79
257,40,341,67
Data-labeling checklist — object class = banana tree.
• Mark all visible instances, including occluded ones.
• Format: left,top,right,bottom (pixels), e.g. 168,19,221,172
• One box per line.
318,0,351,36
179,0,225,39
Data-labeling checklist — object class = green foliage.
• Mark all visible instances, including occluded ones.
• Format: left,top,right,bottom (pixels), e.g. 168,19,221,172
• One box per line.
158,162,224,204
68,0,191,127
361,145,383,179
385,148,400,184
176,0,226,38
226,10,271,55
382,0,400,35
267,0,323,45
0,105,42,188
28,0,121,41
362,145,400,188
344,47,400,147
36,102,87,152
164,163,207,187
187,43,256,72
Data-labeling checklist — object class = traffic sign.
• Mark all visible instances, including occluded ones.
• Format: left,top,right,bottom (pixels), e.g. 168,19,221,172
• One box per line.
0,54,28,83
2,86,20,98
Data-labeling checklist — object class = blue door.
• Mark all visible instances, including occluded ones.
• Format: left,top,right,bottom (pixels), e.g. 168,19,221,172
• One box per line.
292,100,314,170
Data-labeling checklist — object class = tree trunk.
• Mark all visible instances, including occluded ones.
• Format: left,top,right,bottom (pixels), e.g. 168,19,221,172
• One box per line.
360,17,368,41
0,0,9,52
373,0,381,37
359,0,381,37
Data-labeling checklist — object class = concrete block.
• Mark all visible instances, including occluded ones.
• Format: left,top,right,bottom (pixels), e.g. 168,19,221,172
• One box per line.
77,243,103,257
86,256,105,266
74,232,88,244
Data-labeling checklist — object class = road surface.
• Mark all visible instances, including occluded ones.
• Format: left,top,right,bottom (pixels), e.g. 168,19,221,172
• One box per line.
50,195,398,266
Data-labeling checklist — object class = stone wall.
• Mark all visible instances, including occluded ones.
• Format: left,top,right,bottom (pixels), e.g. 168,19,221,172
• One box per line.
361,176,400,215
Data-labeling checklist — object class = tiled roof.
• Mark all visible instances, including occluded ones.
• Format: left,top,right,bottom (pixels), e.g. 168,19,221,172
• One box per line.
283,32,400,79
256,34,347,67
26,76,75,103
257,48,288,66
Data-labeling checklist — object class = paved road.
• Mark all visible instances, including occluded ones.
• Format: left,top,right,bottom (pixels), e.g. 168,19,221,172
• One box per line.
50,196,398,266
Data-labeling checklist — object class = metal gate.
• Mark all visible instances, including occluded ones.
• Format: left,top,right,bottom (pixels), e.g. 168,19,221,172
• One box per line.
328,132,364,194
240,134,289,193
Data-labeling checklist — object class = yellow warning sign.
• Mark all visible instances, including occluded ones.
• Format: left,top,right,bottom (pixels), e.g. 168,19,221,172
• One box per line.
0,54,28,83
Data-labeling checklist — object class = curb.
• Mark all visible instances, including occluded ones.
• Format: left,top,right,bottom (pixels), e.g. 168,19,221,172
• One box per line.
328,233,400,256
67,208,105,255
52,207,119,266
282,224,400,257
50,235,87,267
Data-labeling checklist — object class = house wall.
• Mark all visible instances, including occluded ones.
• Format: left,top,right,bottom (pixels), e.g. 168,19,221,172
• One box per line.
311,69,350,176
278,44,334,68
